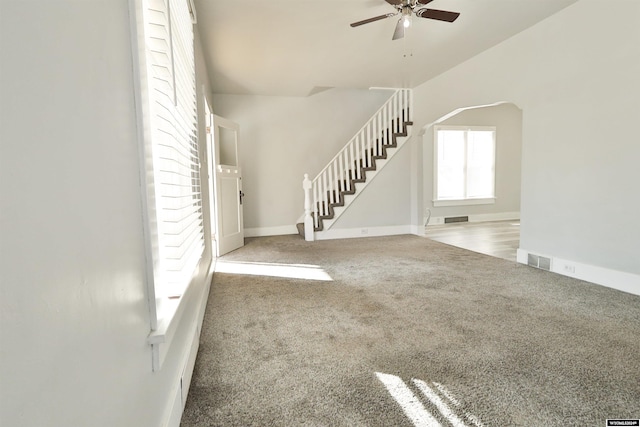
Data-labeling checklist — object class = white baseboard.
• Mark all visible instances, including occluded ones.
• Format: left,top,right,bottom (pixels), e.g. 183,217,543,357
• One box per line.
469,211,520,223
244,225,298,237
517,248,640,296
165,380,183,427
410,224,425,236
428,211,520,226
165,264,214,427
314,225,413,241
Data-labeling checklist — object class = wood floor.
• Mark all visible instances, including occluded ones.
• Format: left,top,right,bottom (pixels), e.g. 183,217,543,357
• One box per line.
424,220,520,262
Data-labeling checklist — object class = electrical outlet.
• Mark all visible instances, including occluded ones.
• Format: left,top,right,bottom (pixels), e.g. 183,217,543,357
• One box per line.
563,264,575,274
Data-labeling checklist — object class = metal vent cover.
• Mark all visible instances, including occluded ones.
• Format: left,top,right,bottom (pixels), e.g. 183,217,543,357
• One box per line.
444,216,469,224
538,256,551,271
527,253,551,271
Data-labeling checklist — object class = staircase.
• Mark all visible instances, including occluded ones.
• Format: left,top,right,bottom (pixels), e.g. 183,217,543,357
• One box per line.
301,89,413,241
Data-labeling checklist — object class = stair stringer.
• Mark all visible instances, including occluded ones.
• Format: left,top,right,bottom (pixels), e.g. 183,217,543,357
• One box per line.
313,128,412,238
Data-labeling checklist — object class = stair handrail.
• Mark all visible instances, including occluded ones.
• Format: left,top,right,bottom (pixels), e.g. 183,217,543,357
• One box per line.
303,88,412,240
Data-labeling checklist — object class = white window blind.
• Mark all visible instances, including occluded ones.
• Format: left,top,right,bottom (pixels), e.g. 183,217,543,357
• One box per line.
145,0,203,298
435,126,496,202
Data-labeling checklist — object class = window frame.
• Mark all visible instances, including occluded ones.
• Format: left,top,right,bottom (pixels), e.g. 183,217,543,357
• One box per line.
433,125,497,207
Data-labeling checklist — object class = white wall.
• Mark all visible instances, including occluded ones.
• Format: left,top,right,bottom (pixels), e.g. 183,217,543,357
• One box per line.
411,0,640,278
212,89,393,234
422,103,522,222
0,1,214,426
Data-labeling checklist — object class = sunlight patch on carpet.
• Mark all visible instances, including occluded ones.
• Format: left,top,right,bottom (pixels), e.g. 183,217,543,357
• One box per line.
376,372,484,427
375,372,440,427
215,260,333,281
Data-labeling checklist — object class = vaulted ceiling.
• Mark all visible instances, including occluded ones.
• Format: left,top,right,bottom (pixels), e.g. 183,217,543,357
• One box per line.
194,0,577,97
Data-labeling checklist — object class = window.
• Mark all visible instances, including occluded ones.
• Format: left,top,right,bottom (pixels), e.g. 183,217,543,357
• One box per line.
434,126,496,206
132,0,205,370
145,0,203,302
134,0,203,325
131,0,205,371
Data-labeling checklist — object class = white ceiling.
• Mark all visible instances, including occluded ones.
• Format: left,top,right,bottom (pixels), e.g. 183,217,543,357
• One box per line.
194,0,577,97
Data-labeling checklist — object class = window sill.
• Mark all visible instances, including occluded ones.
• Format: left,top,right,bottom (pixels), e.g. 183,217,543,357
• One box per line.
433,198,496,207
147,259,214,372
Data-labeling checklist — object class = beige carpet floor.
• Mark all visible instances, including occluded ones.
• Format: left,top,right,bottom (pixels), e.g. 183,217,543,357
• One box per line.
181,234,640,426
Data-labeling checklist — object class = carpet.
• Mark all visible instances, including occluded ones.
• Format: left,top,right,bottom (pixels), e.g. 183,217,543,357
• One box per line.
181,234,640,426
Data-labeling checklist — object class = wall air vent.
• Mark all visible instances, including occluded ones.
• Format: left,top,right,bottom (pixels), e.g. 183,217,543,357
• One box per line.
527,253,551,271
444,216,469,224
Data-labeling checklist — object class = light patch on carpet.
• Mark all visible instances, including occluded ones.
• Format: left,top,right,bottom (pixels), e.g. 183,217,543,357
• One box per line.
412,379,467,427
433,382,460,407
375,372,441,427
215,260,333,281
376,372,485,427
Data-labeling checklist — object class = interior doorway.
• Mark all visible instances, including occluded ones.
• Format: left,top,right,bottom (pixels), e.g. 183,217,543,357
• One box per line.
422,103,522,262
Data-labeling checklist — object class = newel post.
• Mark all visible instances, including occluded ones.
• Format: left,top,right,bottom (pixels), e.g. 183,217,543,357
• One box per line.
303,174,314,242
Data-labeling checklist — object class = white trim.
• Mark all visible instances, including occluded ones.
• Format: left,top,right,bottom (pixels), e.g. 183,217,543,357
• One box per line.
468,211,520,222
517,249,640,297
148,259,214,371
128,0,160,330
314,225,412,241
165,378,183,427
435,125,497,132
244,225,299,237
410,224,425,236
187,0,197,23
180,328,200,411
161,266,213,427
420,102,517,134
427,211,520,226
432,198,495,207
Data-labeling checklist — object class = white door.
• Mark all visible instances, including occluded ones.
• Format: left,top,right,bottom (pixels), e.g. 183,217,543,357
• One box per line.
211,115,244,256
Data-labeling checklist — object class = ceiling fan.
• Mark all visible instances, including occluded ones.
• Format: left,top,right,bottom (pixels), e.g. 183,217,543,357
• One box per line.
350,0,460,40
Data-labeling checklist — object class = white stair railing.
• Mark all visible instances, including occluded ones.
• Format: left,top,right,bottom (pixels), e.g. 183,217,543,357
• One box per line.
302,89,412,240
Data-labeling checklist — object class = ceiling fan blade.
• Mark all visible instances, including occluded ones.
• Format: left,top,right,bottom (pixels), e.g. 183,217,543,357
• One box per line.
392,18,405,40
385,0,403,5
350,13,396,27
415,8,460,23
415,0,435,5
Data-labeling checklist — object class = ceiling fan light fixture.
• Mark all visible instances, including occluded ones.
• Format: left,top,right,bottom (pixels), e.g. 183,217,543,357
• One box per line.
401,5,412,28
349,0,460,40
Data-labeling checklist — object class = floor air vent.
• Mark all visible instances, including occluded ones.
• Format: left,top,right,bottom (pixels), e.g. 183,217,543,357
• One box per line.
444,216,469,224
527,253,551,271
